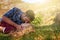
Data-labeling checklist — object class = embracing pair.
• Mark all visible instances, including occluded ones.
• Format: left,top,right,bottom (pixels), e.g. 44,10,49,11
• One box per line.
0,7,35,37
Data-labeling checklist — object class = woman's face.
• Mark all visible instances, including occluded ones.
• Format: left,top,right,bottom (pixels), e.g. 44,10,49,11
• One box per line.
21,14,30,23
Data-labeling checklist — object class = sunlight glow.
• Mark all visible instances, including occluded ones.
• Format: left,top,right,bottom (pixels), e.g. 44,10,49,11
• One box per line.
22,0,50,4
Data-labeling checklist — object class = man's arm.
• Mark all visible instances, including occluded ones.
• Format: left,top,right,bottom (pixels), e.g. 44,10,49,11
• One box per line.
2,16,18,28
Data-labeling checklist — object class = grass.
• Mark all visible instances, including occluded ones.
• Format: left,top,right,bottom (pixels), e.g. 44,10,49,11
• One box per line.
0,23,60,40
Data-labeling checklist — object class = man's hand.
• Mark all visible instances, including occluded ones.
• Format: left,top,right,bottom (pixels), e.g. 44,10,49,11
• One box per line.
21,23,35,33
21,23,31,28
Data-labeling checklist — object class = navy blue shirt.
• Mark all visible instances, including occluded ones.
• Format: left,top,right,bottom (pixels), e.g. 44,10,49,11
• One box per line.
4,7,23,25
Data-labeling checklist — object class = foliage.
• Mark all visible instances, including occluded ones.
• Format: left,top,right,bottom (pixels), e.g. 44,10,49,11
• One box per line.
31,13,43,26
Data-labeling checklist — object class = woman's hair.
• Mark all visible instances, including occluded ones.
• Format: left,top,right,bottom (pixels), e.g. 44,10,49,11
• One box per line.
25,10,35,22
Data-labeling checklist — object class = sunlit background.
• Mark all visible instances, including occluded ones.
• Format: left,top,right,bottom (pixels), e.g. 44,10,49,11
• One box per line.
22,0,50,4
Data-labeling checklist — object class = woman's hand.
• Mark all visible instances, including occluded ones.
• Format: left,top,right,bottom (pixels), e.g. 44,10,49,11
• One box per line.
21,23,31,28
16,25,22,31
21,23,35,34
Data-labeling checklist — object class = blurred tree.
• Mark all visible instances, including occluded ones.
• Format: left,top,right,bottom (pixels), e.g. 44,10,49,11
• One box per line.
54,9,60,24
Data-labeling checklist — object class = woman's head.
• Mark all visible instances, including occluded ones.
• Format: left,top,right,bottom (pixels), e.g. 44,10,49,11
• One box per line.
21,10,35,23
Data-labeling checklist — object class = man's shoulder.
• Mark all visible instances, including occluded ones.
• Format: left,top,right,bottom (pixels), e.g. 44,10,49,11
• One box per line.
13,7,23,14
13,7,20,10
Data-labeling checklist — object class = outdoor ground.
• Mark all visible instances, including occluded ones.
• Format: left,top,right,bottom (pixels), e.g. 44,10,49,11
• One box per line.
0,23,60,40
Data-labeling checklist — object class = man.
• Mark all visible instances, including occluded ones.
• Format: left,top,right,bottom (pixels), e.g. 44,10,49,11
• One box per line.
0,7,35,34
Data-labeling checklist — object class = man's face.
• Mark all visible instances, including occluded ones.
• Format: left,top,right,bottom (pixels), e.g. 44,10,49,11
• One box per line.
21,14,30,23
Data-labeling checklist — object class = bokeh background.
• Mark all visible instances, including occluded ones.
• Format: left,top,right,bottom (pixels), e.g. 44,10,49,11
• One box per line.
0,0,60,40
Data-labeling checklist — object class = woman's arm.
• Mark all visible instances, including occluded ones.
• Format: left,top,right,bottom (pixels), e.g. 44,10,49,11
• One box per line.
2,16,18,27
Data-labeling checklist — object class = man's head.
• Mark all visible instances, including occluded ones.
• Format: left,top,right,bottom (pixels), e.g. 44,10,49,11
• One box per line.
21,10,35,23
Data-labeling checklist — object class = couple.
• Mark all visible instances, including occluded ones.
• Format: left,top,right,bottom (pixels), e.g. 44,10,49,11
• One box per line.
0,7,35,37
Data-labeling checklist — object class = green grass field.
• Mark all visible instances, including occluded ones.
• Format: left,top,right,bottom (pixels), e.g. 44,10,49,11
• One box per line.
0,23,60,40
